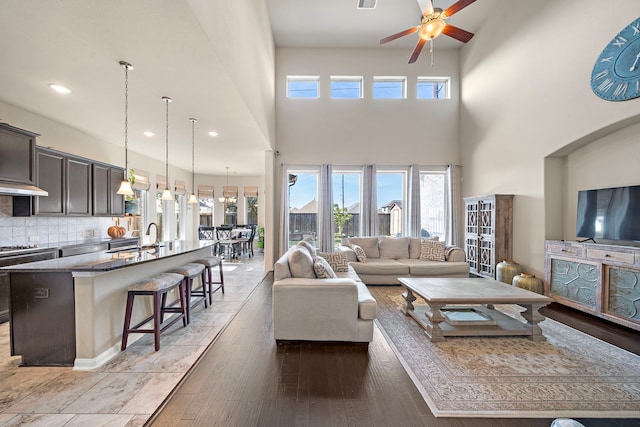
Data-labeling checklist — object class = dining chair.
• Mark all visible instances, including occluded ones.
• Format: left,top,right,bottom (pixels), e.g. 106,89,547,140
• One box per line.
216,226,239,259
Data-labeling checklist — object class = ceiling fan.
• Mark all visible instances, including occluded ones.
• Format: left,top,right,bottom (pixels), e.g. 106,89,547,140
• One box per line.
380,0,477,64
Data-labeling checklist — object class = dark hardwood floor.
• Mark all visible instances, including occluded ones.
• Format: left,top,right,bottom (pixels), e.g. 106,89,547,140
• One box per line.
149,275,639,427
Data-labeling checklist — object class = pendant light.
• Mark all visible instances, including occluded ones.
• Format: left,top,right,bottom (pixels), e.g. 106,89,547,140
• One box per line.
218,166,236,204
161,96,173,201
188,118,198,204
116,60,135,196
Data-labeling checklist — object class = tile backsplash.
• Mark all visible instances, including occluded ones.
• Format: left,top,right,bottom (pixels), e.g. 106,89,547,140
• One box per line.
0,196,115,246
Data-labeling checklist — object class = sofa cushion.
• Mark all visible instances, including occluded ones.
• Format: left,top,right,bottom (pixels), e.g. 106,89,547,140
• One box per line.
351,244,367,263
336,266,362,282
297,240,316,257
288,247,316,278
409,236,439,259
348,237,379,259
349,259,410,276
274,251,292,281
379,236,409,259
317,251,349,272
419,240,445,261
313,255,337,278
355,282,377,320
402,258,470,276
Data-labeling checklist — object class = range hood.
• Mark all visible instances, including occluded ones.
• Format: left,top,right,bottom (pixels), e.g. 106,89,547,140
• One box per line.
0,182,48,197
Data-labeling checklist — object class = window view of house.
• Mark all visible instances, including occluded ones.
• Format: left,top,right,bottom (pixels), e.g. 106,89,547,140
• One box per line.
376,171,405,236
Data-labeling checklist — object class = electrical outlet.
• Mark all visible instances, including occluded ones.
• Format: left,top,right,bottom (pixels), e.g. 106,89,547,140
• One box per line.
28,236,39,242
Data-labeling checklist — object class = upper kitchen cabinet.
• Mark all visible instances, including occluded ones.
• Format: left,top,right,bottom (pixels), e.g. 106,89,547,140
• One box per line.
0,123,37,185
66,155,92,216
92,163,125,216
33,148,65,215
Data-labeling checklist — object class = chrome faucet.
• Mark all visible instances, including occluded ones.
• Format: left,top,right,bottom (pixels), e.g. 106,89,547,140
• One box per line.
145,222,160,246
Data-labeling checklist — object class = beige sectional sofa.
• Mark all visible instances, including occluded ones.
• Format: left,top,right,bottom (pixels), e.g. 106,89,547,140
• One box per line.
273,244,377,345
338,236,469,285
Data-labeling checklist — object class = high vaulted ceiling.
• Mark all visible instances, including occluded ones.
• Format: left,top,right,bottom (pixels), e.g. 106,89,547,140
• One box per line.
0,0,495,177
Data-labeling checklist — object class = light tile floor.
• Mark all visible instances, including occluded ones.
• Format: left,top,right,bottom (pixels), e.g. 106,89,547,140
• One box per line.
0,253,266,427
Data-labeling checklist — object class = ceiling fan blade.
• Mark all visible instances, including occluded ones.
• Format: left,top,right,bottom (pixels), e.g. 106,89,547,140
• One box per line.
408,38,427,64
380,26,419,45
444,0,477,17
442,24,474,43
416,0,433,16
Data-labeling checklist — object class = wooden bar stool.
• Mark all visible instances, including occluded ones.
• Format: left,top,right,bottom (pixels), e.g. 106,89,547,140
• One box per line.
194,256,225,304
121,272,186,352
170,263,207,324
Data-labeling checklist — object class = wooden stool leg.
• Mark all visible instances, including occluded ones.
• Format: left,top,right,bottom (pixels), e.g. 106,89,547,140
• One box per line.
178,282,188,327
201,270,208,308
153,291,162,351
121,292,135,351
184,277,192,324
219,263,225,294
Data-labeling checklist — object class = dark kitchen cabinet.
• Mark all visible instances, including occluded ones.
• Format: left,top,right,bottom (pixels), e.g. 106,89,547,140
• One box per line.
0,123,38,185
93,163,125,216
33,148,65,215
66,155,92,216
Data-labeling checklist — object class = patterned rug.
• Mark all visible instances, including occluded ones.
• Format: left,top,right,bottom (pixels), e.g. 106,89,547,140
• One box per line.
369,286,640,418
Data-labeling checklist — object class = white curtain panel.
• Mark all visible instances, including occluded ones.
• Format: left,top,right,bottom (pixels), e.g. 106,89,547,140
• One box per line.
278,164,290,257
318,164,334,252
408,164,421,237
361,164,378,236
446,164,463,247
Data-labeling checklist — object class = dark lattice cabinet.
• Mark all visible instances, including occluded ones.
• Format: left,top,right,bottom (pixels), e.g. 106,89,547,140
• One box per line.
464,194,514,278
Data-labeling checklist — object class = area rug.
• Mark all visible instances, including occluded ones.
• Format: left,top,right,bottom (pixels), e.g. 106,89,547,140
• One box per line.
369,286,640,419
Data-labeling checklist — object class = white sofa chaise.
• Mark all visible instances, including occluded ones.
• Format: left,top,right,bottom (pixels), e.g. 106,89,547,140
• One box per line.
338,236,469,285
273,245,377,345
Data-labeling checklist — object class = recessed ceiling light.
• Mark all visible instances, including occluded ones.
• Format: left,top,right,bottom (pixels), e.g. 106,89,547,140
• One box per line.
143,131,154,137
208,131,219,137
49,84,71,94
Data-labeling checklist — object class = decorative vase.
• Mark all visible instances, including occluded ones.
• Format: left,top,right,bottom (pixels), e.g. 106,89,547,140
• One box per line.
496,260,522,285
512,273,544,294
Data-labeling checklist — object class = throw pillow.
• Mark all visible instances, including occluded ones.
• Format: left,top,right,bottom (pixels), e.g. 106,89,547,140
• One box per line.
313,255,337,279
288,247,316,278
351,244,367,263
296,240,316,257
379,236,409,259
317,251,349,272
347,237,379,259
419,240,445,261
409,236,439,259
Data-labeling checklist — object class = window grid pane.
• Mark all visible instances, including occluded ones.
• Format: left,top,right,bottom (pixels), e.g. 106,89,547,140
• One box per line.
376,172,405,236
332,172,361,241
417,78,449,99
373,78,405,99
331,78,362,99
419,172,446,240
287,77,319,98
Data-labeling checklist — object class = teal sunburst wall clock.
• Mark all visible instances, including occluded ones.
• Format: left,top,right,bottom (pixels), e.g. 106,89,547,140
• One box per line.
591,17,640,101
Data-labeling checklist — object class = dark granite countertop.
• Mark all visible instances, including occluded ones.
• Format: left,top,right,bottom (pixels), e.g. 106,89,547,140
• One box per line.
0,240,215,272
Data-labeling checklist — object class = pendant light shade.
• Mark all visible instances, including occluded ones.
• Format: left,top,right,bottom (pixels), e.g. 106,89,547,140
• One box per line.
116,60,135,196
161,96,173,201
188,118,198,204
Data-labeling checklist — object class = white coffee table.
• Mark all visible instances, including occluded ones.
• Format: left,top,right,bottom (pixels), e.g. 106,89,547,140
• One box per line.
398,277,553,342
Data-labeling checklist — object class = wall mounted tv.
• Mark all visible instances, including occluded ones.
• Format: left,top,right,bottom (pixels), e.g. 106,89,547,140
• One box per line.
576,184,640,242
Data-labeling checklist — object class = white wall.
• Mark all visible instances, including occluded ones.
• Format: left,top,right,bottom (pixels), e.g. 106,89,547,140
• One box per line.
459,0,640,278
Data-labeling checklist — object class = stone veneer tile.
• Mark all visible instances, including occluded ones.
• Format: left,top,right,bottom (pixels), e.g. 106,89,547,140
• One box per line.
0,413,75,427
118,372,183,415
61,373,152,414
61,413,134,427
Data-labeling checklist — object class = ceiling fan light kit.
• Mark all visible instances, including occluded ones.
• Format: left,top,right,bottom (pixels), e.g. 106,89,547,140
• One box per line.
380,0,476,65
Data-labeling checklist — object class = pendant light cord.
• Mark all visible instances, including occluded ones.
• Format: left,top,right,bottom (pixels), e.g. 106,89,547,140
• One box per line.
190,118,197,195
124,65,128,172
164,97,170,190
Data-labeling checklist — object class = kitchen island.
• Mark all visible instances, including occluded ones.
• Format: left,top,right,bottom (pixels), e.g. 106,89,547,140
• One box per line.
1,240,215,369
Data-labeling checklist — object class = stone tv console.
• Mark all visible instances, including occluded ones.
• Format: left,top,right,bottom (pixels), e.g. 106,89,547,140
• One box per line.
544,240,640,331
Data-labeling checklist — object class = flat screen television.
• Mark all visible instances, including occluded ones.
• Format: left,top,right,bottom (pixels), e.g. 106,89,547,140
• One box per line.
576,184,640,242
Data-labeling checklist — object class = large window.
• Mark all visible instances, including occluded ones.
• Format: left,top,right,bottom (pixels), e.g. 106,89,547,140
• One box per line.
373,76,406,99
419,171,446,240
288,170,318,247
331,76,363,99
198,185,214,226
376,170,406,236
155,191,164,242
246,196,258,225
287,76,319,98
175,193,185,239
417,77,449,99
332,169,361,243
